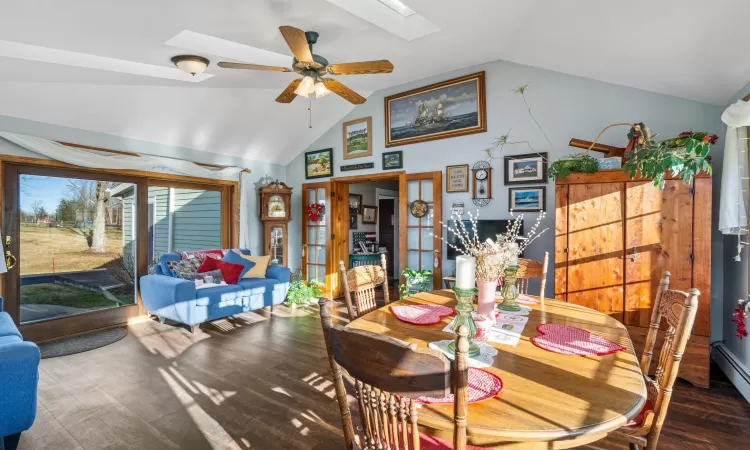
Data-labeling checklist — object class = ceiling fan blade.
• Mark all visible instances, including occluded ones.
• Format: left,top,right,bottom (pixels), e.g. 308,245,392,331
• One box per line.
279,26,313,63
218,62,292,72
276,79,302,103
323,79,366,104
327,60,394,75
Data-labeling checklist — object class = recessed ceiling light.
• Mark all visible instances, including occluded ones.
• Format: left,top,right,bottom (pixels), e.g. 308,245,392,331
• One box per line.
0,39,213,82
377,0,416,17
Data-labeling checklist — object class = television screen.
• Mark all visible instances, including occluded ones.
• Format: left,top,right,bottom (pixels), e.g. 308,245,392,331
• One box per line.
445,219,523,260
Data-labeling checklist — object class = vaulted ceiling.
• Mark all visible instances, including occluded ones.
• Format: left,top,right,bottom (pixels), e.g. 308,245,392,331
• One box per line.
0,0,747,165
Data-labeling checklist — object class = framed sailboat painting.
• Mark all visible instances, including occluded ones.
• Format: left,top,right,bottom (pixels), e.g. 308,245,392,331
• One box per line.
384,72,487,147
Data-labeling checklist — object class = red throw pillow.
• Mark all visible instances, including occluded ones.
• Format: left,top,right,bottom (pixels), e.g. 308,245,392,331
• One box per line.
198,257,244,284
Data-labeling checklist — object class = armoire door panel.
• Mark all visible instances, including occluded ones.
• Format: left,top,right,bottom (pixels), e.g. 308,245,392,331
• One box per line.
554,185,569,301
691,177,712,336
566,183,625,319
624,181,694,328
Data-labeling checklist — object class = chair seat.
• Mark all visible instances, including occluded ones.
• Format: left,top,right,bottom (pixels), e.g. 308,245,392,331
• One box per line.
626,399,654,428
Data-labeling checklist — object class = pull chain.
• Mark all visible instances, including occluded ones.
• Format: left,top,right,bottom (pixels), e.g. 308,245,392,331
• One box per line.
308,95,312,128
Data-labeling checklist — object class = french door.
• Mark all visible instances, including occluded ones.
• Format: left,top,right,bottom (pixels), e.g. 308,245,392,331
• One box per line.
399,172,442,289
2,163,146,342
301,182,332,297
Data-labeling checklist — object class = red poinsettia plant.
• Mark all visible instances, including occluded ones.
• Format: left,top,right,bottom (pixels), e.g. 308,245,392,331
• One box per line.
307,203,324,222
732,300,748,340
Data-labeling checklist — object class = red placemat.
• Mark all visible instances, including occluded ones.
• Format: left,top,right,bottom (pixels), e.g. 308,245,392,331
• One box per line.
532,324,626,356
391,304,454,325
416,368,503,404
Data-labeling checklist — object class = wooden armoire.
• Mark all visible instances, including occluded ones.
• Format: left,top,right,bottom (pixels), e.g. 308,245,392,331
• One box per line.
554,170,711,388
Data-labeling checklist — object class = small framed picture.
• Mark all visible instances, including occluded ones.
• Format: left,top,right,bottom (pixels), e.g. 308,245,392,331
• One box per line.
382,150,403,170
446,164,469,192
349,214,358,230
362,205,377,224
305,148,333,179
509,187,546,212
504,152,548,185
342,117,372,160
349,194,363,214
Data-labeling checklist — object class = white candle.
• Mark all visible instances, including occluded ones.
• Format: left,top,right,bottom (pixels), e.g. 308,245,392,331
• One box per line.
455,255,476,289
508,243,519,267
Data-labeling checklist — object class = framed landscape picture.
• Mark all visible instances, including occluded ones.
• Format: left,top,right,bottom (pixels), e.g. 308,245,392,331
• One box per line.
382,150,403,170
504,152,548,185
509,187,546,212
342,117,372,160
305,148,333,179
384,72,487,147
446,164,469,192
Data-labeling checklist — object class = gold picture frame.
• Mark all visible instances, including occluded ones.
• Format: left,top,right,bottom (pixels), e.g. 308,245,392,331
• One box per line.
384,72,487,147
342,117,373,160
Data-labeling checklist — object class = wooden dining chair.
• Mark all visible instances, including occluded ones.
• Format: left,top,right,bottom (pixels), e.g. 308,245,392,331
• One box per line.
338,254,390,321
608,271,700,450
515,252,549,305
319,298,470,450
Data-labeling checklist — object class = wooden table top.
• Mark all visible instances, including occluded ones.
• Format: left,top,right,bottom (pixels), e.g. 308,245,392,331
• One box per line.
345,290,647,449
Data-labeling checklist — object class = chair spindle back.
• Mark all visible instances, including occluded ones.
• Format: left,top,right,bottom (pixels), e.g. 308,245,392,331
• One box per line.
339,254,390,320
515,252,549,305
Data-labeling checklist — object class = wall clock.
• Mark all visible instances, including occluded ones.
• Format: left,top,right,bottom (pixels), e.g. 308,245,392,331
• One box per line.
472,161,492,207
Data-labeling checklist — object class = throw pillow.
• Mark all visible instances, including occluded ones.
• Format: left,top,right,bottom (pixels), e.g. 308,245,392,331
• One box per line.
199,257,244,284
166,258,201,277
222,250,256,279
197,256,218,273
238,254,271,278
177,269,225,284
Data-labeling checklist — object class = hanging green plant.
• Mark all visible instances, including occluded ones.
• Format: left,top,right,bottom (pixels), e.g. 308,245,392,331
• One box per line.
548,153,600,180
622,131,717,189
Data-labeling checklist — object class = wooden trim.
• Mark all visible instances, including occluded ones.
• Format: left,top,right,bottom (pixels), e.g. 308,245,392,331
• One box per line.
398,173,407,285
20,304,142,343
331,170,404,183
556,168,711,185
136,181,149,316
0,154,239,186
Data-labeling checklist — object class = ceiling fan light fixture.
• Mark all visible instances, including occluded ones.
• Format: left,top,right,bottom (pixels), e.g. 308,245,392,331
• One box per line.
314,81,331,98
171,55,210,75
294,75,316,97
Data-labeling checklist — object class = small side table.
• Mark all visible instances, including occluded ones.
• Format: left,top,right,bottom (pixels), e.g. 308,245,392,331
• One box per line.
443,276,456,289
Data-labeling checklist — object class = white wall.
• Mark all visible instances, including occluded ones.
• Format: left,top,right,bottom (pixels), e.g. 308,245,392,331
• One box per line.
286,58,725,341
0,115,287,257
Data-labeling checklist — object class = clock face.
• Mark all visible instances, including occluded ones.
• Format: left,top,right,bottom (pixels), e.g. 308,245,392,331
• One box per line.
267,195,286,218
475,169,488,180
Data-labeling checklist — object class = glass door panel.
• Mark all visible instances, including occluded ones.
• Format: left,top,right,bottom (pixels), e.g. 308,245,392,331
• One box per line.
302,184,329,286
400,172,442,289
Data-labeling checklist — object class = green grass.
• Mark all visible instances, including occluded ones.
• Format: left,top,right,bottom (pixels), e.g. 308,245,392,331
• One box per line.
346,142,369,153
21,283,134,308
20,226,124,275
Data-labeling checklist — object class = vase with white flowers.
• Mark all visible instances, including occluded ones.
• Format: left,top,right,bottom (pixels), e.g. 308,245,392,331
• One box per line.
435,210,547,319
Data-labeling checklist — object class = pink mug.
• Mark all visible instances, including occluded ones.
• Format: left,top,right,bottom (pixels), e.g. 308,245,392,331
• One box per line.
472,313,493,342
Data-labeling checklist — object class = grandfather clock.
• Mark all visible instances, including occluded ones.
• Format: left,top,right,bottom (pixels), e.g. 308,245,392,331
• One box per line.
259,180,293,266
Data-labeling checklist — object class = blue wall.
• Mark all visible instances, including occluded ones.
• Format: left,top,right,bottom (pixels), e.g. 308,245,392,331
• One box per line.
285,58,725,341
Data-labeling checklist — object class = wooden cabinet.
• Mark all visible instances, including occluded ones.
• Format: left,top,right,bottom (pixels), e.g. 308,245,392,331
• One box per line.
555,170,711,388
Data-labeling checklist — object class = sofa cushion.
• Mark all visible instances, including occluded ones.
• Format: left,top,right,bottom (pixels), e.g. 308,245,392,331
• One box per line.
239,255,271,279
194,284,244,306
0,312,22,339
0,334,22,346
178,249,224,260
222,251,256,279
236,277,280,291
159,253,182,277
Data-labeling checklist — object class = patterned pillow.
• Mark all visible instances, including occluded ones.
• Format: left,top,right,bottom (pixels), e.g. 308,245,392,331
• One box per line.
166,258,201,277
176,269,224,284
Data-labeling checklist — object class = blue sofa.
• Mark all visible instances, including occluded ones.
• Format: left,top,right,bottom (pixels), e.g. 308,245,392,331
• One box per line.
139,250,290,331
0,297,40,450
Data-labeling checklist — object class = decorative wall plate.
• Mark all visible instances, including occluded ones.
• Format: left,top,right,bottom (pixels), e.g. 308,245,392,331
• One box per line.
410,200,428,218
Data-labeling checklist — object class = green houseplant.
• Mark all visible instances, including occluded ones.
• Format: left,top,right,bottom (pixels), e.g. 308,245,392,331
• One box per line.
548,153,600,180
399,268,433,299
286,279,325,308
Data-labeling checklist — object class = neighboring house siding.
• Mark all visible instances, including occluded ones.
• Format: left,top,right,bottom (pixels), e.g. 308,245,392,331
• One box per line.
122,191,134,259
148,186,170,259
172,189,222,251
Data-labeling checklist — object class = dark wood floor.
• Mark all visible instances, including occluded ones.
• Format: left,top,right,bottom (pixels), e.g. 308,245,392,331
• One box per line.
21,302,750,449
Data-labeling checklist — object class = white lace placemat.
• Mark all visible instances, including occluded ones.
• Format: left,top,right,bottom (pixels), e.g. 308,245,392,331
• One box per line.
428,340,497,368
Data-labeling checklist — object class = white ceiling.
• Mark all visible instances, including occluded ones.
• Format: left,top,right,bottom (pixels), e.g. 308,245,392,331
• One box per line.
0,0,747,165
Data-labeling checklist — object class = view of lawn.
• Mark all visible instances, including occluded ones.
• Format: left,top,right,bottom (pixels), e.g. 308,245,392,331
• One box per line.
20,225,124,275
21,283,133,308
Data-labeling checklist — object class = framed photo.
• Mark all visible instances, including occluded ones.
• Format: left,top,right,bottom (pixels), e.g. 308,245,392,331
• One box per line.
349,214,358,230
342,117,372,160
385,72,487,147
504,152,548,185
362,205,377,224
446,164,469,192
349,194,363,214
305,148,333,179
509,187,546,212
382,150,403,170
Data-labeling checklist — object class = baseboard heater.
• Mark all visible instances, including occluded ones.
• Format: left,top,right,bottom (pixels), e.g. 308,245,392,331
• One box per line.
712,342,750,402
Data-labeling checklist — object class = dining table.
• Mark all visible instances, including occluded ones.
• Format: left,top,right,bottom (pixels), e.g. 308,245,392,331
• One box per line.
344,289,648,449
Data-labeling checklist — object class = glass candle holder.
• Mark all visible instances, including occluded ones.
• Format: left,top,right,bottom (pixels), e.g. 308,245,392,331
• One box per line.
497,265,522,312
448,287,481,357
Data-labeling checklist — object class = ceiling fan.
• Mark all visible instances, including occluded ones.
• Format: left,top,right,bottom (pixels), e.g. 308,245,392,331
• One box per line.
217,26,393,105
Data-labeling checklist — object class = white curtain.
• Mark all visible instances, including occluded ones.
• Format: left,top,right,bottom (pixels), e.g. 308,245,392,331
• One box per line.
720,101,750,236
0,132,255,250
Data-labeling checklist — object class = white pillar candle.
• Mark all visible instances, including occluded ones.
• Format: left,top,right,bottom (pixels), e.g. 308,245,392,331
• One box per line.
455,255,476,289
508,243,519,266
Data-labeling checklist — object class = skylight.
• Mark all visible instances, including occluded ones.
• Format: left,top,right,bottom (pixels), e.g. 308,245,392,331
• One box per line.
377,0,416,17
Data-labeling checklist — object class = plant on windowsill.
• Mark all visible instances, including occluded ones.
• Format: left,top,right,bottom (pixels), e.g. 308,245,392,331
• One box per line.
286,279,325,308
399,268,433,299
622,131,717,189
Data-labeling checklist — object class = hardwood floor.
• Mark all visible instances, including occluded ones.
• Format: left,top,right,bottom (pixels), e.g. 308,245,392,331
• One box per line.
20,302,750,450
